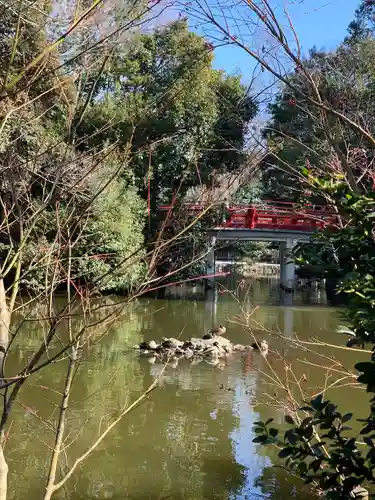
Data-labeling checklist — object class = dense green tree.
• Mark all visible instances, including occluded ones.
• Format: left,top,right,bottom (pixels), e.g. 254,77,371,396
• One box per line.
261,2,375,202
346,0,375,42
0,9,258,291
75,20,257,217
0,1,148,294
70,19,257,282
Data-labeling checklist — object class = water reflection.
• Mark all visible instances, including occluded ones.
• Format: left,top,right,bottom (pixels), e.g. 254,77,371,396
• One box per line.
3,279,363,500
204,287,218,331
200,281,314,339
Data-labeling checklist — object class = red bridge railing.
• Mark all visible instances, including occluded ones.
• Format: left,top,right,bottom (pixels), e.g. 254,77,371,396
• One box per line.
158,201,340,232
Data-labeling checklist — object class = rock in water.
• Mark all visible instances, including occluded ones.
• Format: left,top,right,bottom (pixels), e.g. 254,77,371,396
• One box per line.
137,331,260,365
213,336,232,348
233,344,246,352
202,346,219,358
169,338,183,348
184,348,194,359
205,358,219,367
223,344,233,354
190,338,204,349
138,340,158,350
183,341,194,350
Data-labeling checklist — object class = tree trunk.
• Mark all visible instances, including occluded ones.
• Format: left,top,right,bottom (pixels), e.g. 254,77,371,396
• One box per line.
0,279,10,385
0,443,8,500
44,350,76,500
0,278,10,500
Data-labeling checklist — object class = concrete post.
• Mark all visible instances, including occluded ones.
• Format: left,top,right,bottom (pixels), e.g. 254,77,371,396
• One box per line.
279,238,296,291
279,242,286,286
205,236,216,289
280,289,293,306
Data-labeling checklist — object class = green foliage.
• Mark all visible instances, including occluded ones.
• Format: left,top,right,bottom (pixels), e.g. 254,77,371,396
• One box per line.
296,173,375,346
237,242,278,264
253,397,368,499
261,15,375,202
0,176,146,294
0,9,258,292
233,182,264,204
253,177,375,497
76,180,147,292
0,1,150,294
254,4,375,481
75,20,257,214
346,0,375,42
72,19,257,281
154,204,222,283
0,2,259,293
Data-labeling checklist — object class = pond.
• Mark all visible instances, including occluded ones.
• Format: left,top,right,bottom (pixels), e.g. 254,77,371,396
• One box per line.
4,278,370,499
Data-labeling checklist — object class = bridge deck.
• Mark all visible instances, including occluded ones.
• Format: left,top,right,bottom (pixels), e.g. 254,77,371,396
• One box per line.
207,227,315,243
159,201,339,236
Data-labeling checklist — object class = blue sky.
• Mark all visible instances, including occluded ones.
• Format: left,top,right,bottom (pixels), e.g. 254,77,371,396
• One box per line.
207,1,359,80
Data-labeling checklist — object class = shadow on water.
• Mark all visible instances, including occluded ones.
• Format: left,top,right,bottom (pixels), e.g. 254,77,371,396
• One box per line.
4,277,361,500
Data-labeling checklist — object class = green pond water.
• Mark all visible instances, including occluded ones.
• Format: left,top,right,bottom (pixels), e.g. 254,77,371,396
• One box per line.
4,278,369,499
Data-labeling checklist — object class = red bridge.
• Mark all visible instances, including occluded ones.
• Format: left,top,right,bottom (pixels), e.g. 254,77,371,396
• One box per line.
159,200,340,290
159,200,340,232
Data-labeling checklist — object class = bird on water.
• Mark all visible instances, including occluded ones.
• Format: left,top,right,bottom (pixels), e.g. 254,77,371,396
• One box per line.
250,340,269,353
209,325,226,336
202,325,226,339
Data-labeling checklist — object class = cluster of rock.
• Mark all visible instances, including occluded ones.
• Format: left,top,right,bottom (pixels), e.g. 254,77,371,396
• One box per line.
135,333,268,363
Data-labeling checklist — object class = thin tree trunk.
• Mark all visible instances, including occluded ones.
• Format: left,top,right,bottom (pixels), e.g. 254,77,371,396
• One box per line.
44,350,76,500
0,279,10,381
44,234,76,500
0,443,8,500
0,278,10,500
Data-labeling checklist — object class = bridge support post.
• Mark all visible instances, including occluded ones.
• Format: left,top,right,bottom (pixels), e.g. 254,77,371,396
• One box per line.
280,239,295,292
205,236,216,289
